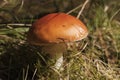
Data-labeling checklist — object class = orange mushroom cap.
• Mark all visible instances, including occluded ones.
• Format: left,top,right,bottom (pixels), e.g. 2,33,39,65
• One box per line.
27,13,88,45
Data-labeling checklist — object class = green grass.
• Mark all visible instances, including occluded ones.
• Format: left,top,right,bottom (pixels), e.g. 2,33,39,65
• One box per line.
0,0,120,80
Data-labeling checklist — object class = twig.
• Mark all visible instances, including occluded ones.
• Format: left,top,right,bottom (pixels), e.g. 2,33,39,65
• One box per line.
7,23,31,26
32,68,37,80
109,8,120,22
71,42,88,57
50,67,62,79
77,0,89,19
37,52,48,65
24,65,29,80
67,4,82,14
18,0,24,12
0,23,31,28
66,63,70,80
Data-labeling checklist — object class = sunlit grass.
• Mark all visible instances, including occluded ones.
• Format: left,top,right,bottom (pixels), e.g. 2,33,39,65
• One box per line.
0,1,120,80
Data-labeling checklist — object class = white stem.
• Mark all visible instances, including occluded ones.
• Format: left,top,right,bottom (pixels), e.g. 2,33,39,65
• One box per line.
54,56,63,70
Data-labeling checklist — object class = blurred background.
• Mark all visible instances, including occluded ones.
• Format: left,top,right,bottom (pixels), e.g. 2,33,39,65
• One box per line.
0,0,120,80
0,0,119,23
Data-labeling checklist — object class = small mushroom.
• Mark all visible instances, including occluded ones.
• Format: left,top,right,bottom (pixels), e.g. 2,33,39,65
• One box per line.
27,13,88,69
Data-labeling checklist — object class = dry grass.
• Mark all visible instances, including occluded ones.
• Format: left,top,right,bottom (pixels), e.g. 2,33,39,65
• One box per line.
0,0,120,80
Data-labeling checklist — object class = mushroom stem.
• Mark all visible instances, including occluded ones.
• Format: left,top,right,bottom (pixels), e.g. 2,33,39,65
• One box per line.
54,55,63,70
41,43,66,69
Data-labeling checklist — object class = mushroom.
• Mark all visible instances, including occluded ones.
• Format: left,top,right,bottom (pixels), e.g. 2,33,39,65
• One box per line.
27,13,88,69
